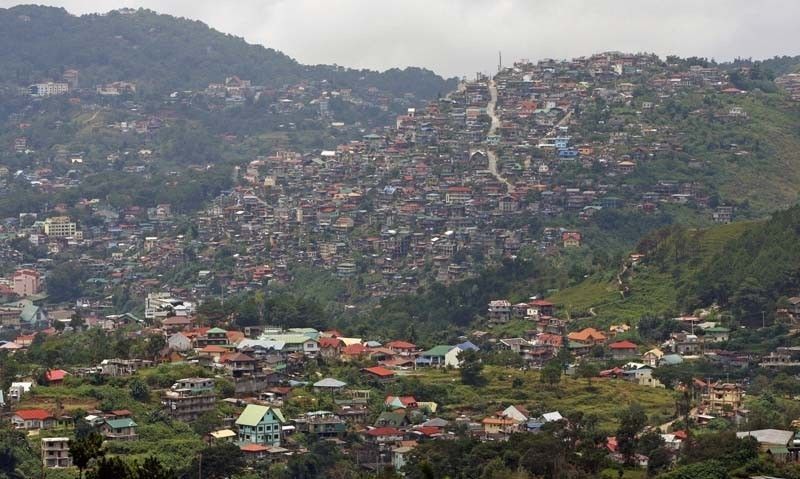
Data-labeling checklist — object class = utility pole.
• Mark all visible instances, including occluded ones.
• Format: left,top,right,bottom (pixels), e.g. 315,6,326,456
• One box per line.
198,452,202,479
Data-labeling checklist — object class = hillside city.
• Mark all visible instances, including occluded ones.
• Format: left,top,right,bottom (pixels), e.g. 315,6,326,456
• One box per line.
5,5,800,479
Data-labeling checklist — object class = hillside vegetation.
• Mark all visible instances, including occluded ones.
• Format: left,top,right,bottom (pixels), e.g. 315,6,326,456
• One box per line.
0,5,457,98
551,206,800,328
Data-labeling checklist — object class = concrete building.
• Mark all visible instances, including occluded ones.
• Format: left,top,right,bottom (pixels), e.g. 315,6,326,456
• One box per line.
12,269,41,297
29,82,69,97
43,216,77,238
41,437,72,468
163,378,217,422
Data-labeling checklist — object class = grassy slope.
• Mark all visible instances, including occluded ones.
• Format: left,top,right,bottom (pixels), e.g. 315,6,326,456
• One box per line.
713,94,800,212
547,221,756,326
409,366,676,431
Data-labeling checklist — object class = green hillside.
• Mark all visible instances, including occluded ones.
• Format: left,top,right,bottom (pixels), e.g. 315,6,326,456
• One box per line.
548,220,760,326
0,5,457,98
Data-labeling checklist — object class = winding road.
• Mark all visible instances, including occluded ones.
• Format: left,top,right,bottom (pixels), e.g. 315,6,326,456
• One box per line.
486,80,515,193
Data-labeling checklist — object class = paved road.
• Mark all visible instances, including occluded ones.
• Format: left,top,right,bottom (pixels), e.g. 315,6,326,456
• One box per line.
486,80,515,193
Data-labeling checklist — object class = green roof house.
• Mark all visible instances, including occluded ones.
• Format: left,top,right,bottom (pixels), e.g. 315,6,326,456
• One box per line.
236,405,285,446
102,418,138,441
416,345,453,367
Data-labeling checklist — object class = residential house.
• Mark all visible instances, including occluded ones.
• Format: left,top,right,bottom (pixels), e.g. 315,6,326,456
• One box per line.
642,348,664,368
167,332,192,352
206,429,237,443
416,345,452,367
12,269,42,297
501,405,530,423
364,427,404,447
292,411,347,438
482,417,519,435
386,340,418,356
236,404,286,446
444,342,480,368
704,326,730,343
163,378,217,422
313,378,347,392
362,366,396,383
488,300,512,324
737,429,795,463
220,352,257,378
102,418,138,441
700,381,743,415
562,231,582,248
527,300,555,319
567,328,607,345
609,340,638,360
318,337,343,361
12,409,55,430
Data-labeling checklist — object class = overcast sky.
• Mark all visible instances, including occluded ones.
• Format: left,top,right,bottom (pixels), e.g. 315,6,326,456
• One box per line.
2,1,799,78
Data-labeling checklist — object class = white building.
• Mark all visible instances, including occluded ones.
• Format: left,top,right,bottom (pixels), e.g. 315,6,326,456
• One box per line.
30,82,69,97
144,293,195,321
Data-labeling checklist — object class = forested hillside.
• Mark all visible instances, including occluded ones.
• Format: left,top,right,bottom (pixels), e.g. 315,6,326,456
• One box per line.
0,5,457,98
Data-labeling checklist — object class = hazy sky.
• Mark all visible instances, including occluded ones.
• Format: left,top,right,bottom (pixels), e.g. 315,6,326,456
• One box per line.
2,1,799,78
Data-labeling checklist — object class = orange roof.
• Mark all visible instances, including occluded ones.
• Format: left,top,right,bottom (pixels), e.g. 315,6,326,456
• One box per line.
319,337,343,348
45,369,68,381
363,366,395,377
343,344,367,356
366,427,401,436
14,409,53,421
567,328,606,342
482,417,516,425
609,340,638,350
240,443,269,452
200,345,228,353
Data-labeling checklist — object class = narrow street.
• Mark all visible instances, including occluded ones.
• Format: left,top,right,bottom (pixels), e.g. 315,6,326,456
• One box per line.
486,79,515,193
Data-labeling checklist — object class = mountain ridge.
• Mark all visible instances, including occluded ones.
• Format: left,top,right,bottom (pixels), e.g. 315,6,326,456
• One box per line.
0,5,458,98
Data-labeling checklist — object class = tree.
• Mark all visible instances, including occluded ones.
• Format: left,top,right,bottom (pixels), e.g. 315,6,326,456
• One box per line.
647,447,672,476
87,457,132,479
191,411,222,436
540,362,562,388
129,377,150,402
46,261,86,302
616,404,647,465
0,352,19,391
0,425,39,479
575,361,599,388
186,443,244,479
458,349,484,386
144,333,166,360
70,311,86,331
70,432,105,479
135,456,175,479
